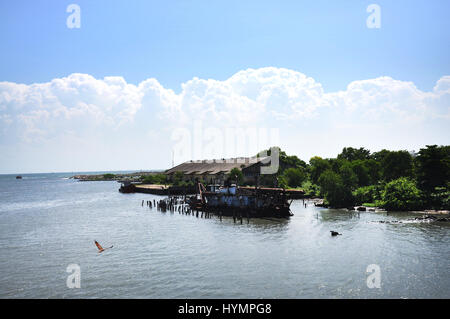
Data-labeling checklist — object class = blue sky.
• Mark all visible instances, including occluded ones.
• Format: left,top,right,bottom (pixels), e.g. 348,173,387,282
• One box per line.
1,0,449,91
0,1,449,173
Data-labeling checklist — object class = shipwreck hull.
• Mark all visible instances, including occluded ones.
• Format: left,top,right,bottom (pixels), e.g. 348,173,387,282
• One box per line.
188,189,293,218
198,205,292,218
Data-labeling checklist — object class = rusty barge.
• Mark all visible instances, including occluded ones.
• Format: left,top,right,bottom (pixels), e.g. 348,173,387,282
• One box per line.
187,182,303,218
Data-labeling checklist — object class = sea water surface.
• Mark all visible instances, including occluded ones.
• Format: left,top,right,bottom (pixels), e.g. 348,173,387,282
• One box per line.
0,173,449,298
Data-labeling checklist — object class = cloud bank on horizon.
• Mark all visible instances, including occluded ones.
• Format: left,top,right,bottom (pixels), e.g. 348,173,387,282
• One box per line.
0,67,449,173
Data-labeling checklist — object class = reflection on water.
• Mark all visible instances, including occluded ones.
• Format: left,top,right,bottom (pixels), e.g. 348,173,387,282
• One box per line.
0,174,449,298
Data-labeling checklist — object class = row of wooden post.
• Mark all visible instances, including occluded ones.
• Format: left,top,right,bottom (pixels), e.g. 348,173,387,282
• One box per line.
141,197,250,223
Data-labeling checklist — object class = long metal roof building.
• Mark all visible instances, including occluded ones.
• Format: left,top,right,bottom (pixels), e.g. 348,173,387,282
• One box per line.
165,157,269,176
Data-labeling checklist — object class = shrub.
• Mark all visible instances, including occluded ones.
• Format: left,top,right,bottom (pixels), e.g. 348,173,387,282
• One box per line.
282,167,306,188
178,180,194,187
381,177,423,211
141,173,167,185
277,175,288,189
228,168,244,185
318,169,354,208
172,172,185,186
429,187,450,210
302,180,320,197
353,185,381,205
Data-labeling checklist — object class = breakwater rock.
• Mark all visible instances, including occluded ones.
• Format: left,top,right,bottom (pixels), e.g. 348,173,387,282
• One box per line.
374,215,450,224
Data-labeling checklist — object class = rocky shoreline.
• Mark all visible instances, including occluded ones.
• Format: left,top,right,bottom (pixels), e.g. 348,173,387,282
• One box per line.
374,215,450,223
308,198,449,216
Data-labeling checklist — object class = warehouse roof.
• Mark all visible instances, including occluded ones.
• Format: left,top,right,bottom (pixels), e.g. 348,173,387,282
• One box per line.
165,157,269,175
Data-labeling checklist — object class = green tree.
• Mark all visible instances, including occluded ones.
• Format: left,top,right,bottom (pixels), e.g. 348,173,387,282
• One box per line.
309,156,331,184
282,167,306,188
350,160,371,187
337,147,371,162
141,173,167,185
353,185,381,205
364,159,381,184
415,145,450,192
141,175,155,184
277,175,289,189
260,147,307,170
228,168,244,185
154,174,168,184
328,158,346,174
381,150,413,182
339,162,358,190
381,177,423,211
371,149,391,162
318,169,354,208
173,171,185,186
429,187,450,210
280,151,307,170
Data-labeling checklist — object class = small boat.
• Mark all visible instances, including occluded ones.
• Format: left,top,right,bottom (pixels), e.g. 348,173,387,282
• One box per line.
16,176,22,179
118,181,136,193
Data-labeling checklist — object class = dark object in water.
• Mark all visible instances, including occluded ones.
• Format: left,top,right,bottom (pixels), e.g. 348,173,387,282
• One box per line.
119,181,136,193
330,231,341,236
16,176,22,179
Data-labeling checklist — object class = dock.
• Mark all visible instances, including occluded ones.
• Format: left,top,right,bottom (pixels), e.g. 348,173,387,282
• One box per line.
119,182,196,195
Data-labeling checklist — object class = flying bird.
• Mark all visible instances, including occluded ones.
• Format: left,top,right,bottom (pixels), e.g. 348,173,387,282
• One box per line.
330,231,342,236
94,240,113,253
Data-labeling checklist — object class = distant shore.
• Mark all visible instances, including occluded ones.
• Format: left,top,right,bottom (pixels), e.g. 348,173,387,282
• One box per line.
71,171,156,182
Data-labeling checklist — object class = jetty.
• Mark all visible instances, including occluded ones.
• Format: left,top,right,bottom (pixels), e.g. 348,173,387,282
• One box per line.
119,181,196,195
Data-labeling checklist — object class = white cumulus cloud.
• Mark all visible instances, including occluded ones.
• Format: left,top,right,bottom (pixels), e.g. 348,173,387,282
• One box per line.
0,67,448,173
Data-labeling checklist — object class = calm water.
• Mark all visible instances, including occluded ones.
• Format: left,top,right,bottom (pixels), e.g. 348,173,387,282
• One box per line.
0,173,449,299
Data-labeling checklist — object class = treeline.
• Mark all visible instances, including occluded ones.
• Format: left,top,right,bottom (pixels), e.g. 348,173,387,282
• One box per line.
141,173,168,185
138,145,449,211
260,145,449,211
